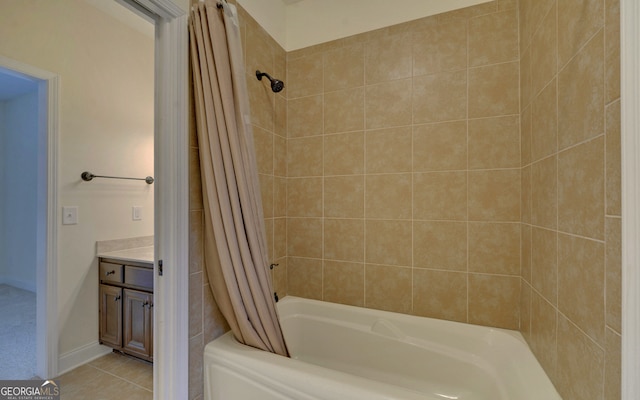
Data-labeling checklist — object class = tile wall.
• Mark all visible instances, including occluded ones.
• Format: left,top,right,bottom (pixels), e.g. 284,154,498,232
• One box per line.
284,1,523,329
188,0,623,399
519,0,621,399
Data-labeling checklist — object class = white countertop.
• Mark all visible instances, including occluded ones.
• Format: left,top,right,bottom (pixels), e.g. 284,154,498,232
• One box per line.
97,246,154,264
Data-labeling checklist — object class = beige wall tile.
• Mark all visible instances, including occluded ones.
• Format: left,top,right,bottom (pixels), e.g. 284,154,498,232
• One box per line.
265,218,274,261
274,94,287,137
366,79,412,129
531,227,558,305
605,328,621,400
365,264,412,313
520,281,532,340
366,127,412,173
324,176,364,218
287,218,323,258
365,174,412,220
414,172,467,221
324,132,365,176
413,269,467,322
519,0,532,52
287,53,323,98
469,115,520,169
531,155,557,229
530,5,557,96
252,126,273,175
468,274,520,329
468,61,519,118
522,165,532,224
469,222,520,275
365,32,413,84
323,261,364,306
413,221,467,271
468,169,520,221
324,87,364,134
558,136,605,240
287,257,323,300
469,9,518,67
413,70,467,124
606,217,621,332
413,21,467,76
521,105,532,166
557,0,604,69
437,1,498,24
287,95,323,138
520,48,533,109
605,0,621,103
189,210,203,275
529,291,558,380
274,217,286,260
556,315,605,400
248,76,274,131
528,0,555,38
324,44,364,92
558,233,605,345
245,25,273,82
498,0,517,10
365,220,412,266
287,177,322,217
274,135,286,177
606,100,621,216
531,79,558,162
189,272,203,337
521,224,532,283
258,173,273,218
324,218,365,262
272,257,287,298
274,176,287,217
287,136,323,177
413,121,467,172
558,31,605,150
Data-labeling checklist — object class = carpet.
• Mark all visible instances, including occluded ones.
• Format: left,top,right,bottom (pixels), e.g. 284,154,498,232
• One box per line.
0,284,36,379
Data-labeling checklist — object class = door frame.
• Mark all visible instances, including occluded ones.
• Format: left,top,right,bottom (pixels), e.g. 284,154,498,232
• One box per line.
123,1,190,399
0,55,59,380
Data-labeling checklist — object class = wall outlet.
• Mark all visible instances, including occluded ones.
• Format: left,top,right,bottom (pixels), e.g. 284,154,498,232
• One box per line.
132,206,142,221
62,206,78,225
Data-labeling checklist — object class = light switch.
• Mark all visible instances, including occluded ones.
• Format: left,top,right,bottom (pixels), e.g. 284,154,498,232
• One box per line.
62,206,78,225
132,206,142,221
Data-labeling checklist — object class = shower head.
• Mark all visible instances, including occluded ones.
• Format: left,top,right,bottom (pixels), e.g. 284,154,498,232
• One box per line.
256,70,284,93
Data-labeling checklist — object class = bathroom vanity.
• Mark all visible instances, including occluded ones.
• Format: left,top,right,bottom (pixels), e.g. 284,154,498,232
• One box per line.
97,244,154,362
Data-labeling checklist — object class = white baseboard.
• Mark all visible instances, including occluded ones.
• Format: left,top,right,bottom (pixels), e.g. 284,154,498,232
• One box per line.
57,341,112,376
0,277,36,293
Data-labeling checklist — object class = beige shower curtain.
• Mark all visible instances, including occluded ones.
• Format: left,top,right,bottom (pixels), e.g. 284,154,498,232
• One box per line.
189,1,288,357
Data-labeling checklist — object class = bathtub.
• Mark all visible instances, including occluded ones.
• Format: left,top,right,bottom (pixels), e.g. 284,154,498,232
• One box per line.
204,296,561,400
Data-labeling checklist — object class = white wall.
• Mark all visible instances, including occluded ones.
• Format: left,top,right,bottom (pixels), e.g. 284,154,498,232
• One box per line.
0,91,39,292
238,0,493,51
0,0,154,361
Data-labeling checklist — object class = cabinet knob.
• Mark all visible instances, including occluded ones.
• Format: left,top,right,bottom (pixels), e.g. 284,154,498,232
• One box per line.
114,295,121,301
142,301,149,307
106,270,115,276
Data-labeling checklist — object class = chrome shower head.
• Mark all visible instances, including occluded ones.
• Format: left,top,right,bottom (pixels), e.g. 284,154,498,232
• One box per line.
256,70,284,93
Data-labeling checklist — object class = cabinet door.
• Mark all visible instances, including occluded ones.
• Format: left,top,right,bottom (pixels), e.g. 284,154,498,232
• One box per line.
99,284,122,348
123,289,153,360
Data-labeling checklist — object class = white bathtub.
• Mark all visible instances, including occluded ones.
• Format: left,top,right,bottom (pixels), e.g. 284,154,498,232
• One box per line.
204,296,561,400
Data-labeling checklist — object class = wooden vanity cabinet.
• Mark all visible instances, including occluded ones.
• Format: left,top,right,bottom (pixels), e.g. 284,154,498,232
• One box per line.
99,258,153,362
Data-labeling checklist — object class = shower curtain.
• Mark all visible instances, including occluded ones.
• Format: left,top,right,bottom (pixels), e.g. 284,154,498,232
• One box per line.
188,1,289,357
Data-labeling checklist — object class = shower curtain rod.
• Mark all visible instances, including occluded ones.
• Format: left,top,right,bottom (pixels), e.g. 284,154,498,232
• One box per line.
81,171,154,184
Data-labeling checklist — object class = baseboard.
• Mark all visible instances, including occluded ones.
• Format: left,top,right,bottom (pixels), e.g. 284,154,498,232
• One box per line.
57,341,112,376
0,277,36,293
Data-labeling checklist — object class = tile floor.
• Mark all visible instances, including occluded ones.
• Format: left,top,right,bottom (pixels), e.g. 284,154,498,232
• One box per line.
57,352,152,400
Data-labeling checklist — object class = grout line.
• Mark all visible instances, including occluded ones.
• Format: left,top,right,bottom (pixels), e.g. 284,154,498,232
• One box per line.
88,363,152,393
